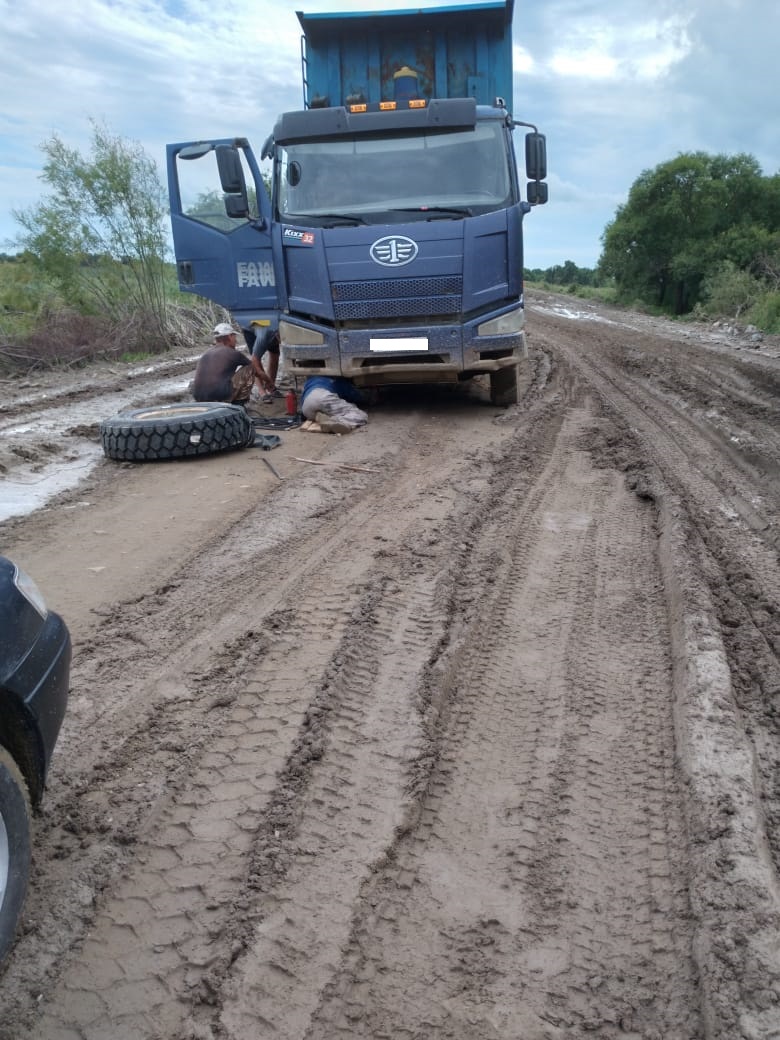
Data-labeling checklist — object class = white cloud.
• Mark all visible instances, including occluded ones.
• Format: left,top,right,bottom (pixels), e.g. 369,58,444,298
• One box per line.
514,44,536,76
0,0,777,265
547,15,692,82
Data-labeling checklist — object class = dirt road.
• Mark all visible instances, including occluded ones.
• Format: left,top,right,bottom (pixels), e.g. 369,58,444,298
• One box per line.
1,291,779,1039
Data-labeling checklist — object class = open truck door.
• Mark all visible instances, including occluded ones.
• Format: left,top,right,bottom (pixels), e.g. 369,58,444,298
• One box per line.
166,138,278,321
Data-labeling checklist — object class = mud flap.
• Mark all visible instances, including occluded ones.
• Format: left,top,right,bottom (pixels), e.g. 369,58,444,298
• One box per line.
489,364,520,407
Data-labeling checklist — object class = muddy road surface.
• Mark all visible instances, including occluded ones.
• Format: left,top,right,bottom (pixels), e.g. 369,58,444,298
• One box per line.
1,291,779,1040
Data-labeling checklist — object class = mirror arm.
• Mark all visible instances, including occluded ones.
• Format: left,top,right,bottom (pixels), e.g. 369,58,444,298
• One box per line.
509,118,539,133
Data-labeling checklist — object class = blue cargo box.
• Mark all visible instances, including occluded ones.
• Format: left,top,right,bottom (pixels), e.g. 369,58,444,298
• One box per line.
297,1,515,112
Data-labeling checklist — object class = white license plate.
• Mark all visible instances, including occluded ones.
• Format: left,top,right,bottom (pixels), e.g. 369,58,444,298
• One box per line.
369,337,429,352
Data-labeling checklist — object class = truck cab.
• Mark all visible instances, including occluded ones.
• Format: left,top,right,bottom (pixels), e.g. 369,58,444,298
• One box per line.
166,1,547,405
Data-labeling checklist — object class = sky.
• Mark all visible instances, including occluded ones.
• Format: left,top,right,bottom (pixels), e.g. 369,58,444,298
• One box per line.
0,0,778,269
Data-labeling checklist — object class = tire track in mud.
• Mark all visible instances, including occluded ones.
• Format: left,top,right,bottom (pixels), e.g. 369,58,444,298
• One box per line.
555,324,779,553
4,326,777,1039
4,397,463,1030
535,316,780,785
25,366,706,1039
534,318,780,1038
18,401,534,1039
305,401,701,1040
216,560,446,1040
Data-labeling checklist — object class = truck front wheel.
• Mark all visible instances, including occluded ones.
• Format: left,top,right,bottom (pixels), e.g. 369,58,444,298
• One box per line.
489,364,520,407
0,747,32,963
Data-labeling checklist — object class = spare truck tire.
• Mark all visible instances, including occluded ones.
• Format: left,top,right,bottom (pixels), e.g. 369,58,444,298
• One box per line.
100,403,254,462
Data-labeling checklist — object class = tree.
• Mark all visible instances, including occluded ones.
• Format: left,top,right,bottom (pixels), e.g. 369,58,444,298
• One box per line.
599,152,776,315
186,185,261,232
523,261,600,287
13,121,171,344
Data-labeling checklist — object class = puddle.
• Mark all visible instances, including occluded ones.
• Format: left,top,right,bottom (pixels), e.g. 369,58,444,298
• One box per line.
533,301,622,326
0,372,194,524
1,446,104,523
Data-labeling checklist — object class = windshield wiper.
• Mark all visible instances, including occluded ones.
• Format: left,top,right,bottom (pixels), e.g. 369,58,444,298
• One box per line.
282,213,366,227
317,213,367,226
396,206,473,219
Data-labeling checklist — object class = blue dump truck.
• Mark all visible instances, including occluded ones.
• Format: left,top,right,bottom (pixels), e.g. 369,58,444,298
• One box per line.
166,0,547,405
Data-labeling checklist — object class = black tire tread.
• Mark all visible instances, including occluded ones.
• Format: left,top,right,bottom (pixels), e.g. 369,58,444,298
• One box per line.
100,403,253,462
0,745,32,964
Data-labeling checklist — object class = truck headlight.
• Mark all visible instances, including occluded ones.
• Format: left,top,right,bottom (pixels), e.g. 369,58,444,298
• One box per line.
279,320,324,346
477,308,525,337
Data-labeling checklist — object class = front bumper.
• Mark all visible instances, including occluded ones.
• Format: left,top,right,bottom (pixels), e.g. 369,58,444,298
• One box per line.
1,612,71,802
282,320,526,387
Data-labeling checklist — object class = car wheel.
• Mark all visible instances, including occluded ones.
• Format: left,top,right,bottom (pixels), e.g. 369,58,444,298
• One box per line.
0,747,32,963
100,403,255,462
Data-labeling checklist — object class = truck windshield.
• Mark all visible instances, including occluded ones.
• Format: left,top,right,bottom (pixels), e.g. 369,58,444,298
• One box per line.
277,121,514,225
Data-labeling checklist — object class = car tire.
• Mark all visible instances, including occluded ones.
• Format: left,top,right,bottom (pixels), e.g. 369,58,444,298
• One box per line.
0,746,32,964
100,403,255,462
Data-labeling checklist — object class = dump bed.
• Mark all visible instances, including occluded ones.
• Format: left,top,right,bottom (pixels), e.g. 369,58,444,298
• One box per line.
297,1,514,111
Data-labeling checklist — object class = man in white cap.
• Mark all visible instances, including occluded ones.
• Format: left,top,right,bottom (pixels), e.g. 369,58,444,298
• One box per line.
192,322,267,404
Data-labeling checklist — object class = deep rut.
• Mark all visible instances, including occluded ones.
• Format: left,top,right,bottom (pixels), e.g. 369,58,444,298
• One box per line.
2,300,779,1040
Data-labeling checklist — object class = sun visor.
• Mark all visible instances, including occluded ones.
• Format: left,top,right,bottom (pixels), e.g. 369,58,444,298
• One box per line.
273,99,477,145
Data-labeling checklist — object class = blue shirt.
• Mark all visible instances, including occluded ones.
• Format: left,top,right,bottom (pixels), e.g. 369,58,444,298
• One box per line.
300,376,366,408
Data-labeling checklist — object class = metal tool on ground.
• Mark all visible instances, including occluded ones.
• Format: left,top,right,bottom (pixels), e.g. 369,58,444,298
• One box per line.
291,456,379,474
261,456,284,480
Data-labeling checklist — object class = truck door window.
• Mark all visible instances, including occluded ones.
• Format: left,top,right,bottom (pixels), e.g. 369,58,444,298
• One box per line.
176,147,264,232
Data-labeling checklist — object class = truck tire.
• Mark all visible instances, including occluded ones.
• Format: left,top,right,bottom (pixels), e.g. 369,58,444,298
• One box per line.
490,364,520,407
0,747,32,964
100,403,254,462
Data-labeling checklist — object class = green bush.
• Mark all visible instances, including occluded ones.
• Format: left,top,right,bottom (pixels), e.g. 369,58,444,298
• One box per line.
700,261,763,320
746,290,780,333
13,122,171,345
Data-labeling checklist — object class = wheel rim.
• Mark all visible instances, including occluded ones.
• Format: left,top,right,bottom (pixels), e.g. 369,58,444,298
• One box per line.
0,811,9,908
132,405,226,420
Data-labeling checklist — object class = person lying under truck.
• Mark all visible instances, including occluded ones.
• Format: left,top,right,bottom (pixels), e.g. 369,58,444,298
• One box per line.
300,375,369,433
193,323,264,405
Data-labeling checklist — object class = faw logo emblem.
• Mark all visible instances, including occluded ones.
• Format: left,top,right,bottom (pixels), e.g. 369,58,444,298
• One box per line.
370,235,418,267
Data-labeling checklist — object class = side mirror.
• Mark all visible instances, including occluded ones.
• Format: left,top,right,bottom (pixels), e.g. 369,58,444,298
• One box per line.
178,142,213,161
525,132,547,181
225,194,250,219
215,145,247,196
527,181,549,206
287,161,302,187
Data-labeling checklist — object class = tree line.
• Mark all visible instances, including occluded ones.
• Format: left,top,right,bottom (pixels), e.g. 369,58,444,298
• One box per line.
3,125,779,374
528,153,780,332
524,260,604,288
600,152,780,329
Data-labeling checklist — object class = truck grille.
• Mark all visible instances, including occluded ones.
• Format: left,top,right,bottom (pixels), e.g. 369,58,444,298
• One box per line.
331,276,462,321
